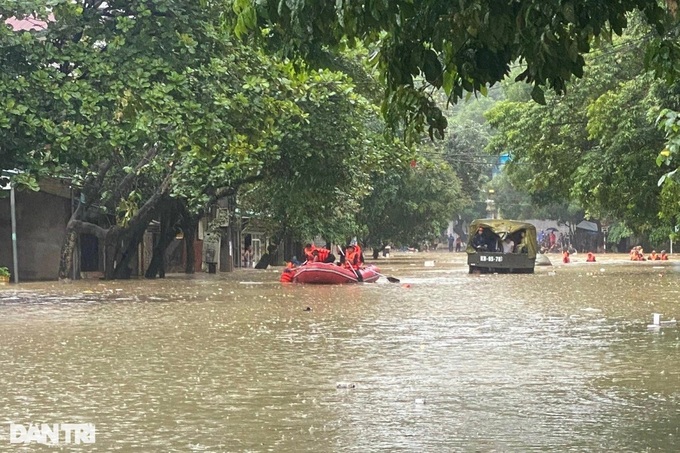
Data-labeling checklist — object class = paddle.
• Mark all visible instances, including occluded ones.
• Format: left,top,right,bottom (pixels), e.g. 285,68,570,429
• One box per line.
336,246,363,282
337,246,400,283
374,271,400,284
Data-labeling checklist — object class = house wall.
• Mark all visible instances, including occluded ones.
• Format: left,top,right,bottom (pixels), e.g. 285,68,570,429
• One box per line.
0,190,71,281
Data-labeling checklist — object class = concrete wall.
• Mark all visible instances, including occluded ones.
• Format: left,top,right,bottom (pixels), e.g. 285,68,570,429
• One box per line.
0,190,71,281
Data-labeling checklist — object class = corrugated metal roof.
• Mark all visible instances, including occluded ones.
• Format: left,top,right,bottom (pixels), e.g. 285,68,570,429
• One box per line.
5,15,51,31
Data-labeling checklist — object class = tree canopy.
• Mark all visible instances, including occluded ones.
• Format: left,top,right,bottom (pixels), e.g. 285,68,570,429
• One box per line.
485,20,672,237
1,0,472,277
235,0,674,140
0,0,311,278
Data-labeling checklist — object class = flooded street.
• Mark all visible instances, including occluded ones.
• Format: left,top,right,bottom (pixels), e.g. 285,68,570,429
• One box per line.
1,252,679,451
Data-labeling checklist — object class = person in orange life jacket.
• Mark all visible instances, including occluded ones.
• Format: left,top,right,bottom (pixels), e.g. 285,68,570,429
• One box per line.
302,243,316,263
354,243,365,266
562,249,570,263
280,261,298,282
660,250,669,260
312,247,336,264
340,244,364,270
586,252,596,262
648,250,660,261
280,267,295,282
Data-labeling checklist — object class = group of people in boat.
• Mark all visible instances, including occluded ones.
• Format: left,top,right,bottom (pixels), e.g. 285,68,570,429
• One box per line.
287,242,364,270
300,242,365,270
471,227,528,254
630,246,668,261
280,241,367,282
302,243,336,265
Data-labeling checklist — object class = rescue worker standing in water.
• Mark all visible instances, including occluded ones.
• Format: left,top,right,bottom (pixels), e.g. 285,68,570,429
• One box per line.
562,249,570,263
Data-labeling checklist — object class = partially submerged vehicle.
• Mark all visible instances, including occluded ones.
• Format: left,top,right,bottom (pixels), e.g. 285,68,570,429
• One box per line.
466,219,539,274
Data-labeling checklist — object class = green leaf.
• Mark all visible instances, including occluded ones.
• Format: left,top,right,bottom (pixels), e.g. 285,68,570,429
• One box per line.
422,49,442,87
531,85,546,105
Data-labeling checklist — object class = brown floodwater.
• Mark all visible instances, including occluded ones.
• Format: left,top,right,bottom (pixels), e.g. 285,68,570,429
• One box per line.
0,252,679,451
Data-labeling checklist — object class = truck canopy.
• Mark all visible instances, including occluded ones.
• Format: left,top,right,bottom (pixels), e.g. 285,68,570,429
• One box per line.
466,219,538,259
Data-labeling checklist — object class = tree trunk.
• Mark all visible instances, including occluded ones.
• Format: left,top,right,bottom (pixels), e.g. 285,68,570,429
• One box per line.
59,215,109,281
58,228,78,281
146,233,174,278
183,217,197,274
58,158,115,281
145,204,181,278
57,151,174,281
220,224,234,272
106,175,172,279
113,223,148,279
103,227,120,280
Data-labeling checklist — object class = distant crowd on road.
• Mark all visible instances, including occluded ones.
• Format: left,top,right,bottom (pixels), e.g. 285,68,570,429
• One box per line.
538,229,573,254
447,234,463,252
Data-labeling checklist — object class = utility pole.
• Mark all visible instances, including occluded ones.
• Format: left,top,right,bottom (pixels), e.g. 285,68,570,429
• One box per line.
10,183,18,283
2,170,19,283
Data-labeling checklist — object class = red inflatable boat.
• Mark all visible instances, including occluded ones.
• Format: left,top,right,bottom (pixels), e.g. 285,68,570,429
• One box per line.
283,262,381,284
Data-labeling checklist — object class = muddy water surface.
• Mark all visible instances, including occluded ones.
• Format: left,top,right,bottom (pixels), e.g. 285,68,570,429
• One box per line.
0,252,679,451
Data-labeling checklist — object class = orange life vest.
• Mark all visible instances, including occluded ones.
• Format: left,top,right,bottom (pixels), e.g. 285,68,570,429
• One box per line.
586,252,596,262
303,244,316,262
562,251,570,263
355,244,364,263
344,246,363,270
280,268,295,282
313,247,331,262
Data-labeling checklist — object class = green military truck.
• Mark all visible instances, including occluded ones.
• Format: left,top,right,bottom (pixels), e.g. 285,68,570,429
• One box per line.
466,219,539,274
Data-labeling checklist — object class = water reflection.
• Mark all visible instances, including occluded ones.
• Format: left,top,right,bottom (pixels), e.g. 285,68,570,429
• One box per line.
0,253,679,451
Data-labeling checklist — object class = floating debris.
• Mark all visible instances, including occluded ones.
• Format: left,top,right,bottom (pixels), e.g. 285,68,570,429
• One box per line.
647,313,677,330
336,382,356,389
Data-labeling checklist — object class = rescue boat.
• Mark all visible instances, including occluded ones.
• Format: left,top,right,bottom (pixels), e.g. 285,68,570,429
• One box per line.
283,262,381,284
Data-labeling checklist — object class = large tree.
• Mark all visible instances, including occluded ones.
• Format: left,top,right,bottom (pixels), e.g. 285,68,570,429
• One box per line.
1,0,303,279
485,21,670,235
360,157,466,255
237,66,388,248
234,0,673,141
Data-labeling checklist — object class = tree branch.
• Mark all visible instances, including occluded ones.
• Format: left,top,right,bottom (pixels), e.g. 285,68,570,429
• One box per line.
111,145,160,203
69,219,109,239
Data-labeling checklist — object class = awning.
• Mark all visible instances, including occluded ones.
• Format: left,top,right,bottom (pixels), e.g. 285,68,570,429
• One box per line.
576,220,598,232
